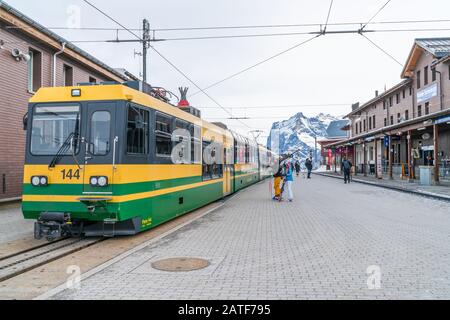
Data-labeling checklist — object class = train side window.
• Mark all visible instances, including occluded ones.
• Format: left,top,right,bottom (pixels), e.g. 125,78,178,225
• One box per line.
202,140,223,180
155,112,173,157
245,143,250,163
127,105,149,154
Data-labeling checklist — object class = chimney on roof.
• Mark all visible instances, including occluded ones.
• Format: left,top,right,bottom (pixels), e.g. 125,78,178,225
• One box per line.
375,90,379,97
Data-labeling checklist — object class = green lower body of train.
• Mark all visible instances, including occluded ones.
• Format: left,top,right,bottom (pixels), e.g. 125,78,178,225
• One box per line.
22,170,267,241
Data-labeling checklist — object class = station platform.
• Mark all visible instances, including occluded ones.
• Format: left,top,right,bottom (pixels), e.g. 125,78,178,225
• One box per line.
38,175,450,300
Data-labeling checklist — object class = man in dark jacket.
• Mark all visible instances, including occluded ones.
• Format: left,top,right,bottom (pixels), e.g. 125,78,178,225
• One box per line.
342,157,353,184
305,157,313,179
294,160,301,177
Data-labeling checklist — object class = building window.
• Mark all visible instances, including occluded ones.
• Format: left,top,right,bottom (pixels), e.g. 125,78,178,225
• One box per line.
28,48,42,92
397,113,401,123
425,102,429,115
417,70,421,89
63,64,73,86
373,115,376,129
389,97,393,107
402,89,406,99
424,66,429,85
418,105,422,117
383,100,386,110
396,93,400,104
355,124,358,135
432,69,436,82
89,76,97,84
155,112,172,157
127,106,149,154
359,122,362,133
390,115,394,125
363,119,366,132
405,110,409,120
409,86,412,96
369,117,372,130
384,118,387,127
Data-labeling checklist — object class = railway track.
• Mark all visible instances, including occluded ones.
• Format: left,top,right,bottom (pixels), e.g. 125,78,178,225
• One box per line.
0,237,104,282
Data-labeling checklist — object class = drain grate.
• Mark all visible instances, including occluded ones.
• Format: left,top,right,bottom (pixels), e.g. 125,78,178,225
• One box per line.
151,257,210,272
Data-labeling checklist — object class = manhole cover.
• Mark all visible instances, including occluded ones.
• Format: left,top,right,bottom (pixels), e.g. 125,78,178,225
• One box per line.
151,257,210,272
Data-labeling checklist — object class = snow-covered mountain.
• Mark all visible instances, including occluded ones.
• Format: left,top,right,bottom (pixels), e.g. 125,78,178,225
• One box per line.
266,112,339,166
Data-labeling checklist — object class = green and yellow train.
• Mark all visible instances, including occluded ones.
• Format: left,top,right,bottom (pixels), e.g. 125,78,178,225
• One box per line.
22,82,278,241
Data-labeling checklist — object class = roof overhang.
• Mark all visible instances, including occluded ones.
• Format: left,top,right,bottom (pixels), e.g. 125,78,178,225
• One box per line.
327,108,450,148
0,2,128,83
401,43,425,79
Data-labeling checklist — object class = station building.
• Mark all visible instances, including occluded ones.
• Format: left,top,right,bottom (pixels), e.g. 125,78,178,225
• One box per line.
0,2,135,201
325,38,450,184
317,120,351,171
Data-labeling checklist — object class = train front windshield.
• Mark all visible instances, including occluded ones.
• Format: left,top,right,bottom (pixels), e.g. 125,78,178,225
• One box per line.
30,105,80,155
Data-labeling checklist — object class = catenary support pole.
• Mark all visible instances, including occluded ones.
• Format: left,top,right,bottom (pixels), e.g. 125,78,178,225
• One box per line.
142,19,150,83
363,143,367,177
374,138,378,179
434,124,440,184
407,130,413,181
389,135,393,180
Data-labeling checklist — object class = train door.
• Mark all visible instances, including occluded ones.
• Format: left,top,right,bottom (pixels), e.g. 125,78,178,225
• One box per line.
223,147,233,196
82,102,116,195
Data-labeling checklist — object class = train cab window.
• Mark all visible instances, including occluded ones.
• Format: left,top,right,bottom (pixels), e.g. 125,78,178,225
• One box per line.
90,111,111,155
127,106,149,154
155,113,173,157
31,105,80,155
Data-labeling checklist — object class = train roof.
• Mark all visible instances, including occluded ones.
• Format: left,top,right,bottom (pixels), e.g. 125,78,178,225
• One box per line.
29,84,277,155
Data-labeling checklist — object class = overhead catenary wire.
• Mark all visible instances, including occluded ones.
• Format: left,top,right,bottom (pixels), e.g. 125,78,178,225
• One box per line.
360,33,403,67
6,17,450,32
323,0,334,33
200,103,352,109
360,0,393,31
3,26,450,46
188,34,322,98
81,0,251,129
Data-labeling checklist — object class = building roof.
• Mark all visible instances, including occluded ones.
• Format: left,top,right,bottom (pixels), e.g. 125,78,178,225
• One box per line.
326,120,350,138
345,79,411,118
416,38,450,58
0,1,135,82
402,37,450,78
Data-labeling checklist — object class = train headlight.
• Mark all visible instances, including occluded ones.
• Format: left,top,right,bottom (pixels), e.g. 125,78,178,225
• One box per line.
90,176,108,187
31,176,40,186
90,177,98,186
97,176,108,187
40,176,48,186
31,176,48,186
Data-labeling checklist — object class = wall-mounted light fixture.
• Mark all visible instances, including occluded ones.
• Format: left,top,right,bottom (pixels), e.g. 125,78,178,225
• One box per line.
11,48,31,62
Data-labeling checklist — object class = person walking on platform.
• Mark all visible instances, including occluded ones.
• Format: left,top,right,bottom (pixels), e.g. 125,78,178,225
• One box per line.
295,160,301,177
342,157,353,184
305,157,313,179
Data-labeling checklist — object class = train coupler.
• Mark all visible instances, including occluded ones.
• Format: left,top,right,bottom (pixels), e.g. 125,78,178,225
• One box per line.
34,212,73,241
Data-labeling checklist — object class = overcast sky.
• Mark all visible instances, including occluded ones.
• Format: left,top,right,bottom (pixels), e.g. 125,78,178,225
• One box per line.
5,0,450,141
